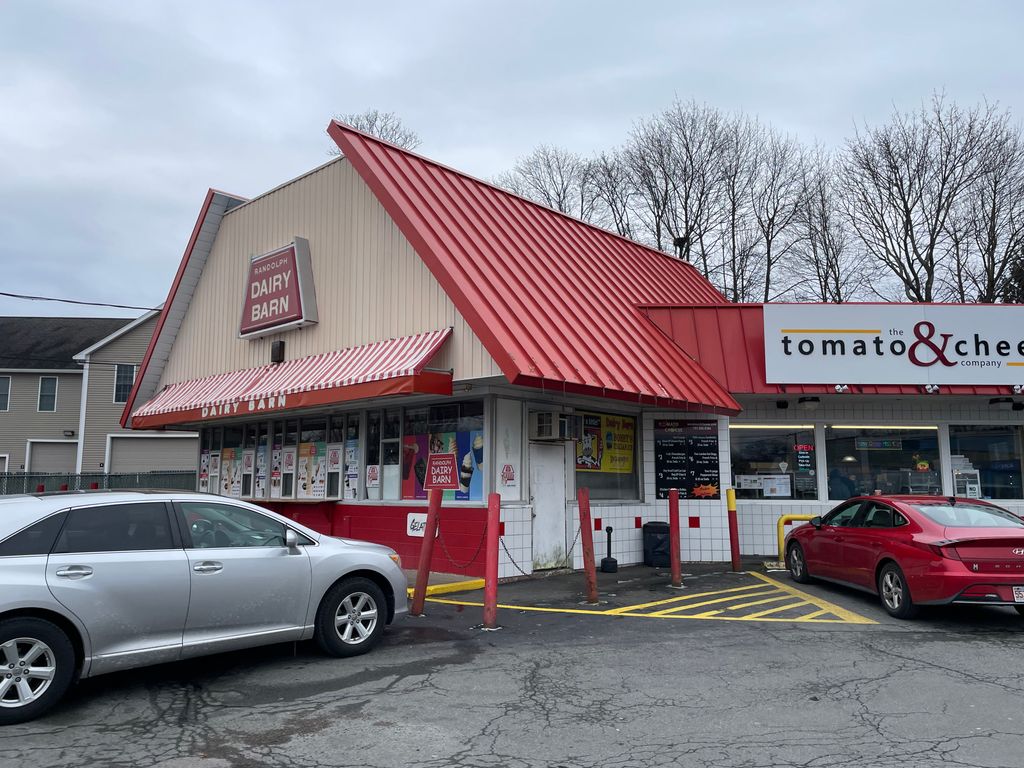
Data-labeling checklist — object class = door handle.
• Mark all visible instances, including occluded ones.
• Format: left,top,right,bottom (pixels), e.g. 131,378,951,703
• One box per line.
55,566,93,579
193,562,223,574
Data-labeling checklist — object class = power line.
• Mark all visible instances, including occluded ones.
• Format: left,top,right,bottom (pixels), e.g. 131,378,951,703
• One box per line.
0,291,160,312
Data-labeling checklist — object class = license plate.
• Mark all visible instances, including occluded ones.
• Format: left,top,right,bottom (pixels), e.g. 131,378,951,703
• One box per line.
1014,586,1024,603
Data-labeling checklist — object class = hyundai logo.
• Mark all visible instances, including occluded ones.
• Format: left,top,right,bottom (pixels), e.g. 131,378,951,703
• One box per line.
1013,548,1024,556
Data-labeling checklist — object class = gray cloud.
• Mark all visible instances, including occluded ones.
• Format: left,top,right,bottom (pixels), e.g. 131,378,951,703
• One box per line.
2,0,1022,316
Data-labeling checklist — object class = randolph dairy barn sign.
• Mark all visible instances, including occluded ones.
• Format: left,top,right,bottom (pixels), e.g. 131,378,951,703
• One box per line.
764,304,1024,385
239,237,318,338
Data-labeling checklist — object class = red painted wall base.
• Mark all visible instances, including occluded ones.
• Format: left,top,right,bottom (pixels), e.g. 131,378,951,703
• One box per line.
261,501,487,577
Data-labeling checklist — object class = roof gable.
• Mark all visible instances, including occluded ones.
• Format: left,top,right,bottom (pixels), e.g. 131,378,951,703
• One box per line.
328,121,738,413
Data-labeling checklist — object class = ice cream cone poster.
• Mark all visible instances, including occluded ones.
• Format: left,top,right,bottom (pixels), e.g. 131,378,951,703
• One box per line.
454,429,484,501
401,435,429,500
575,413,634,473
221,448,242,497
297,442,326,499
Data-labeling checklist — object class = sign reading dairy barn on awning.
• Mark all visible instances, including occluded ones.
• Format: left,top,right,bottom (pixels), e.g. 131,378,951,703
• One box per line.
239,237,319,338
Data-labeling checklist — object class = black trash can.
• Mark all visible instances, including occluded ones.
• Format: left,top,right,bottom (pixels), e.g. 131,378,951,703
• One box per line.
642,521,671,567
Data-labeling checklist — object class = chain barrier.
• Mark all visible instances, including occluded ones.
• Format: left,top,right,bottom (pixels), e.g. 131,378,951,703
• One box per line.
498,523,583,578
436,524,487,570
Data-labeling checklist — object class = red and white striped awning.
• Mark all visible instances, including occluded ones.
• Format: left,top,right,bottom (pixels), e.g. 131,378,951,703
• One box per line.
131,328,453,429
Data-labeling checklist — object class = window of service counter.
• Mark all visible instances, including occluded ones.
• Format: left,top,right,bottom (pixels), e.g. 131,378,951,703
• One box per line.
730,424,818,500
824,426,941,499
197,400,485,504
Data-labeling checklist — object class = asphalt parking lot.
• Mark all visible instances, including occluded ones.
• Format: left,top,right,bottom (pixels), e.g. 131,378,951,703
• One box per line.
5,565,1024,768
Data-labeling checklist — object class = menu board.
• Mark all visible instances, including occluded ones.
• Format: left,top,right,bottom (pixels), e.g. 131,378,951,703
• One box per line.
654,419,720,500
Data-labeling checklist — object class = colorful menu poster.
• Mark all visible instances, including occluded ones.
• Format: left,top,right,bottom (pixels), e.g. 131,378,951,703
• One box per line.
653,419,720,500
343,439,360,500
270,445,283,499
220,448,242,497
576,413,635,473
402,430,484,501
255,445,268,498
297,442,326,499
199,451,210,492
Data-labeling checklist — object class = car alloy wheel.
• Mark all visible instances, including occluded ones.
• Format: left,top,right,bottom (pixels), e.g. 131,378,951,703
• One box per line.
0,638,56,709
788,543,811,584
878,563,918,619
334,592,379,645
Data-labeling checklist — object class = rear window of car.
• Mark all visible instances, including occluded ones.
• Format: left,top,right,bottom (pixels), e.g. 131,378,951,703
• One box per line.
0,511,67,556
911,502,1024,528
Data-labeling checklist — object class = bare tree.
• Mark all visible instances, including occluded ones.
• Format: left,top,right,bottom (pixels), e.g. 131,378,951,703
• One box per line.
842,95,1000,301
623,116,677,252
590,150,636,238
330,109,421,152
791,151,870,302
750,127,808,301
494,145,599,221
718,114,764,302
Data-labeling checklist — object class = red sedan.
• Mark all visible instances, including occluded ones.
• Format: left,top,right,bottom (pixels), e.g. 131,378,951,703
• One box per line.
784,495,1024,619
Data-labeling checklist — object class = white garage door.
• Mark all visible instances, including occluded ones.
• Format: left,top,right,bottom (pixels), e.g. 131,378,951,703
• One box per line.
109,437,198,473
30,442,77,473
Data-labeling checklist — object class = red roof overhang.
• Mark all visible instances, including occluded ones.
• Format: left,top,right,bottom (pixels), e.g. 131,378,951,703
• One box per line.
327,121,740,415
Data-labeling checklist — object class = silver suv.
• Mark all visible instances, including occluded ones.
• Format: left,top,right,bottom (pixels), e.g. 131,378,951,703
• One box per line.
0,491,407,724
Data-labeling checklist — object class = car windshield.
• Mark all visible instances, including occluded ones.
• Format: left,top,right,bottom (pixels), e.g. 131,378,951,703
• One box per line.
911,502,1024,528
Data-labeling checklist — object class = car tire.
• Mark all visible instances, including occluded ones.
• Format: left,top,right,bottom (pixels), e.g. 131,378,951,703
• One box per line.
787,543,812,584
0,617,76,725
315,577,387,658
877,562,918,619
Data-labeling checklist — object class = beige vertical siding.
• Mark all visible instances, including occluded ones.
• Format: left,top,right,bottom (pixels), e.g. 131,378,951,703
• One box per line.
80,315,198,471
0,372,82,471
158,158,501,387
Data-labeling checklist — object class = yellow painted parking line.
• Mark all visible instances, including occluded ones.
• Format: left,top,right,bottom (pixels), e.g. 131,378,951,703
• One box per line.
749,572,876,625
725,594,795,611
405,579,485,599
744,600,808,619
603,583,766,615
799,608,830,621
648,589,777,616
426,598,607,616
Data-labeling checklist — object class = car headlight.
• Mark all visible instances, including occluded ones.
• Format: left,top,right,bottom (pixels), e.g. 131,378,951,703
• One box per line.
388,552,402,568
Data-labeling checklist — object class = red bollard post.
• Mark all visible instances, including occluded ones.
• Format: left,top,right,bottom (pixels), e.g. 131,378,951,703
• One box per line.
36,484,45,493
410,489,443,616
60,484,69,491
668,488,682,588
726,488,742,572
577,487,599,604
483,492,500,629
90,482,99,490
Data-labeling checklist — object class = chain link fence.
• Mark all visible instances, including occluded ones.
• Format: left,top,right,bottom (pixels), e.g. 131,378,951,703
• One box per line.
0,471,197,496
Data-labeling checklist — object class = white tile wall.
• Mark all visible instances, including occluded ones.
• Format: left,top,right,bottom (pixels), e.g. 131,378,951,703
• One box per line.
498,395,1024,572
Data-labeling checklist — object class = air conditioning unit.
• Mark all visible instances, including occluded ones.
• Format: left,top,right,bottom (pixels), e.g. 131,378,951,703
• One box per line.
529,411,579,441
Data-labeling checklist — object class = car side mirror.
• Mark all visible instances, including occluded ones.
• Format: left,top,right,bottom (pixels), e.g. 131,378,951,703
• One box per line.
810,516,822,530
285,528,299,552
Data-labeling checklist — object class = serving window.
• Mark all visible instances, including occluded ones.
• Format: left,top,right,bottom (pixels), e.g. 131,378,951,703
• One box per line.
824,426,940,499
729,425,818,500
948,425,1023,500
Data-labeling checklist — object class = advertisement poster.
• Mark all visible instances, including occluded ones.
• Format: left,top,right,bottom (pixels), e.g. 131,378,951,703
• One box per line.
255,445,268,498
343,439,360,500
575,413,635,473
653,419,721,500
297,442,326,499
270,445,283,499
242,449,254,476
199,451,210,493
761,474,793,498
326,444,343,473
366,464,380,488
402,430,484,501
220,448,242,497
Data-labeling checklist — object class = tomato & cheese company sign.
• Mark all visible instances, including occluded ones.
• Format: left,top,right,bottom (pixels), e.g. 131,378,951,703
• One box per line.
239,237,319,338
764,304,1024,385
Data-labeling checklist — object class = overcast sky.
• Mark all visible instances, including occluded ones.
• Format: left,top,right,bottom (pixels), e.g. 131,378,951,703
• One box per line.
2,0,1022,318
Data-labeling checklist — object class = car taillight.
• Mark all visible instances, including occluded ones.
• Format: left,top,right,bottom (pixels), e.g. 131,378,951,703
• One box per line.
927,543,961,560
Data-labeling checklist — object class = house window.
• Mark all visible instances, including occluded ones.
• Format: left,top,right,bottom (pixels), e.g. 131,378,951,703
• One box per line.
113,364,136,404
0,376,9,411
38,376,57,412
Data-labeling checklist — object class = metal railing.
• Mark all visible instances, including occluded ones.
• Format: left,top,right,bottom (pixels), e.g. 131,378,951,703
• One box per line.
0,471,197,496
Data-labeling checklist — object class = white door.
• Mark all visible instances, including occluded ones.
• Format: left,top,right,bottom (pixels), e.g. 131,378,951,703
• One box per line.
529,441,567,569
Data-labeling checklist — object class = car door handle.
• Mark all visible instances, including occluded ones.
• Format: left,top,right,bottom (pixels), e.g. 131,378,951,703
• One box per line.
193,562,223,574
55,566,93,579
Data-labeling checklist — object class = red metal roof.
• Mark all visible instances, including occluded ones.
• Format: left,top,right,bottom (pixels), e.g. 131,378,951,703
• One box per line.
131,329,453,429
328,121,739,415
642,304,1013,396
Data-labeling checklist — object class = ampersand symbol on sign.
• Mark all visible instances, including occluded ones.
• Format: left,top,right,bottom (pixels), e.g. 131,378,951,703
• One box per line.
908,321,956,367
